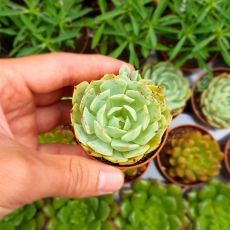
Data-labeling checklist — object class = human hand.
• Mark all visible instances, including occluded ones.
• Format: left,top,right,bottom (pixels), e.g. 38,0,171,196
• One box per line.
0,53,130,217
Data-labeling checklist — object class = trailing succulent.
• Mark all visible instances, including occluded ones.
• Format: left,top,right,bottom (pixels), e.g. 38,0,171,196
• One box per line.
188,179,230,230
38,125,75,145
200,73,230,128
43,195,117,230
115,179,189,230
142,62,191,116
71,66,171,165
0,201,45,230
166,131,223,184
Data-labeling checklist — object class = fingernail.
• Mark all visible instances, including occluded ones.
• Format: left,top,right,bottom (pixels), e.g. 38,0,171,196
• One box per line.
98,169,124,193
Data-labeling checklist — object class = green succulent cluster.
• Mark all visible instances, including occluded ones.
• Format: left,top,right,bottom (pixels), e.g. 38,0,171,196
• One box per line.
0,201,45,230
115,179,189,230
166,131,223,184
71,66,171,165
188,179,230,230
43,195,117,230
200,73,230,128
142,62,191,116
38,126,74,144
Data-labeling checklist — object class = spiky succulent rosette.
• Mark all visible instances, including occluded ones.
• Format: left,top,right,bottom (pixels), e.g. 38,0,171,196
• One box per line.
71,66,171,166
142,62,191,116
200,73,230,128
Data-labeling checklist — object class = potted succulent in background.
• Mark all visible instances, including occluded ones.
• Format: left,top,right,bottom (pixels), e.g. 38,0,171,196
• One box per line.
91,0,176,67
115,179,189,230
123,163,150,183
158,0,230,71
142,61,191,117
187,179,230,230
191,68,230,128
71,66,171,170
43,195,117,230
157,125,223,187
0,0,92,57
0,201,45,230
38,125,75,145
225,138,230,176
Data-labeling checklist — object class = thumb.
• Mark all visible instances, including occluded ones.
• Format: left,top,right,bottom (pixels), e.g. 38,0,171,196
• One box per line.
34,153,124,199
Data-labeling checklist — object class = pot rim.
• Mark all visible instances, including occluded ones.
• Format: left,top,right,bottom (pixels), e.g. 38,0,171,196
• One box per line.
156,124,222,188
191,67,230,128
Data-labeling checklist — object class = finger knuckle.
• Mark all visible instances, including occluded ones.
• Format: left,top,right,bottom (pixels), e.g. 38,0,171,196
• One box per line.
65,157,90,197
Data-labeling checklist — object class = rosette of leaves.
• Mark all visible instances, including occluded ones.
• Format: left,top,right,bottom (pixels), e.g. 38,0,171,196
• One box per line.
0,201,45,230
0,0,92,56
200,73,230,128
38,126,75,145
115,179,189,230
166,131,223,184
71,66,171,166
142,62,191,116
43,195,117,230
188,179,230,230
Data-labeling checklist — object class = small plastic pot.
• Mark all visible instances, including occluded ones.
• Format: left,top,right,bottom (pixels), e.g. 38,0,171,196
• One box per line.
191,67,230,128
123,162,150,183
224,138,230,176
156,124,222,188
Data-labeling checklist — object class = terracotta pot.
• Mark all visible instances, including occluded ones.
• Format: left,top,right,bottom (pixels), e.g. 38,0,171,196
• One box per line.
191,67,230,128
123,162,150,183
224,138,230,175
157,124,222,188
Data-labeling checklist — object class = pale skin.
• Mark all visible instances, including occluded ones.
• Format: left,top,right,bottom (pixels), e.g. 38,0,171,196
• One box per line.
0,53,132,217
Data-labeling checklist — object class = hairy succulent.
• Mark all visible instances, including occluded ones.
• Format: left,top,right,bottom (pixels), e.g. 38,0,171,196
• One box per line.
166,131,223,184
43,195,117,230
188,179,230,230
142,62,191,116
38,126,75,145
71,66,171,165
0,201,45,230
115,179,189,230
200,73,230,128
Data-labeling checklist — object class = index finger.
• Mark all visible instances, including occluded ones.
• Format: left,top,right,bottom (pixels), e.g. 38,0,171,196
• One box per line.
3,52,133,94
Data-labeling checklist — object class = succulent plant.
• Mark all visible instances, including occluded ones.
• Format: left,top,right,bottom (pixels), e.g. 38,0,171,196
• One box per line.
0,201,45,230
124,164,149,183
188,179,230,230
43,195,118,230
71,66,171,165
38,126,75,145
115,179,189,230
200,73,230,128
142,62,191,116
166,131,223,184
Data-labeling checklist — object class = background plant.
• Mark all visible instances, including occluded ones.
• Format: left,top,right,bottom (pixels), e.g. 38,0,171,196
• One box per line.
166,131,223,184
0,0,92,57
43,195,117,230
0,201,45,230
115,179,189,230
142,61,191,116
188,179,230,230
160,0,230,68
200,73,230,128
91,0,178,67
